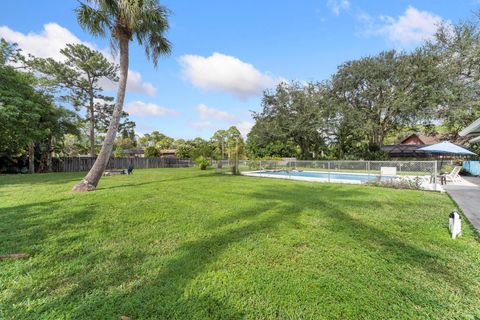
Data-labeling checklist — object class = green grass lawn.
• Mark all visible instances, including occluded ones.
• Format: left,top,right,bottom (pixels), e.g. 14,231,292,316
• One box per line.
1,168,479,319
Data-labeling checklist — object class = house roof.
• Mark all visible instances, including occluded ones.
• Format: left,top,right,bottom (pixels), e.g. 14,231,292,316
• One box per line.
160,149,176,154
460,117,480,138
400,133,443,145
470,135,480,144
382,144,428,155
123,149,144,154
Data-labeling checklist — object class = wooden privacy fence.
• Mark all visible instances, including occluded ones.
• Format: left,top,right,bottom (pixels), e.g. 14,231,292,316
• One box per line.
52,157,193,172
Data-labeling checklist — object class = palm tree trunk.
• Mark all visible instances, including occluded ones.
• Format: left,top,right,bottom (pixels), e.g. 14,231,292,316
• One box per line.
72,36,129,192
89,100,96,158
28,142,34,174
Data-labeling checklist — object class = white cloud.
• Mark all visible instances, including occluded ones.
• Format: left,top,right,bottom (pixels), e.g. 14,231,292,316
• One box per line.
0,22,93,60
99,70,157,96
234,121,254,137
326,0,350,16
125,101,178,117
179,52,281,99
190,103,253,137
0,23,157,96
359,6,443,46
195,103,236,121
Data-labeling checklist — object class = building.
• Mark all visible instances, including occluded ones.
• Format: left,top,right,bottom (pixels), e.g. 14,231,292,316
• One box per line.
122,149,178,159
460,118,480,144
159,149,177,158
382,133,443,158
398,133,442,145
123,149,145,158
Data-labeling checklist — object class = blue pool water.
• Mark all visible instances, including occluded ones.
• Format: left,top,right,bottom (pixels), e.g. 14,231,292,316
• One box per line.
254,170,395,182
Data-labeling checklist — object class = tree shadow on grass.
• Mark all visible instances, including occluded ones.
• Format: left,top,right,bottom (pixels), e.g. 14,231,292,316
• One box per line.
0,198,101,318
121,201,302,319
1,180,473,319
96,173,218,191
0,198,95,254
239,184,468,290
8,197,302,319
0,173,84,187
0,170,217,188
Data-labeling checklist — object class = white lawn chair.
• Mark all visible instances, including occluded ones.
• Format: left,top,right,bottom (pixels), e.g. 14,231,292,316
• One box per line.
443,166,462,183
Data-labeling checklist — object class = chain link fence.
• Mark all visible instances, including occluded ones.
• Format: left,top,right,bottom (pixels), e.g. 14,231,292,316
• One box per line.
213,159,445,191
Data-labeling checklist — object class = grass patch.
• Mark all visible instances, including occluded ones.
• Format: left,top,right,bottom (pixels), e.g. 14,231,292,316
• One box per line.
1,168,479,319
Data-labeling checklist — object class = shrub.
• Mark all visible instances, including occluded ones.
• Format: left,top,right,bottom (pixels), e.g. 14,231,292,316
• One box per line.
366,177,422,190
144,146,159,158
248,160,260,170
195,156,210,170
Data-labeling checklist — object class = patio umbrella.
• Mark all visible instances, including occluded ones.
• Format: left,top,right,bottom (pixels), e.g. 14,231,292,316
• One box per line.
418,141,476,155
418,141,477,171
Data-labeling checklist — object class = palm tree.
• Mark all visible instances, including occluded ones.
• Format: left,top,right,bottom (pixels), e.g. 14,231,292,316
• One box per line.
72,0,171,192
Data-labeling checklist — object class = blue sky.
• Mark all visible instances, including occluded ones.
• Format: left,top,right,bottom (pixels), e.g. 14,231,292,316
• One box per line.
0,0,478,139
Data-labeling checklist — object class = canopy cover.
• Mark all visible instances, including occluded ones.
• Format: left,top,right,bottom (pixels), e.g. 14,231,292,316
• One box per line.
418,141,476,155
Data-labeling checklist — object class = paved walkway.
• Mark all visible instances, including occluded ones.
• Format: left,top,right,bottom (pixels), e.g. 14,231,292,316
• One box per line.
443,177,480,233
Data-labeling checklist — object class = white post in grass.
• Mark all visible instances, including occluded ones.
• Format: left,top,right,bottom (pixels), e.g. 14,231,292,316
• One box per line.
449,211,462,239
434,161,437,191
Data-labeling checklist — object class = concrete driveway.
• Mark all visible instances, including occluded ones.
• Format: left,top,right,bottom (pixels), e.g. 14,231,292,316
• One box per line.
443,177,480,233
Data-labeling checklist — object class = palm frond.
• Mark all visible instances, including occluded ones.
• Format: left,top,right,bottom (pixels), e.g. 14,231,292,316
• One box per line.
131,0,172,66
75,2,111,38
75,0,172,67
143,32,172,67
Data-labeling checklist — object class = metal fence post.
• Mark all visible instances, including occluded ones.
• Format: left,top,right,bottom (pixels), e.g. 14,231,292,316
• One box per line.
434,161,437,191
367,161,370,180
328,161,330,182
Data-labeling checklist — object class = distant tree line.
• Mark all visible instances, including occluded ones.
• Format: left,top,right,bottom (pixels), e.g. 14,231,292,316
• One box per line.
0,40,135,173
137,126,245,161
247,16,480,160
1,35,248,173
4,11,480,175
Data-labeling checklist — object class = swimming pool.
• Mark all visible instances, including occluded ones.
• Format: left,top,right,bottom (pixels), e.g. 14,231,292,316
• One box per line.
243,170,396,184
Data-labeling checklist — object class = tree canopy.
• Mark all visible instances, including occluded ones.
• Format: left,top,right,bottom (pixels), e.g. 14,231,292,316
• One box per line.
247,16,480,160
0,40,78,172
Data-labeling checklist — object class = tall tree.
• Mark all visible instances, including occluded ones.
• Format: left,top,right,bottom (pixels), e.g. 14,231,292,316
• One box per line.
94,99,136,141
138,131,172,148
225,126,245,159
34,106,79,173
0,40,78,172
251,82,335,159
72,0,171,192
331,50,442,149
429,18,480,141
211,129,228,159
32,43,118,157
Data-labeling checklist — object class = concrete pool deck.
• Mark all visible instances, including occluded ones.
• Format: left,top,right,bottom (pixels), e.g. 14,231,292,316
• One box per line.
444,177,480,233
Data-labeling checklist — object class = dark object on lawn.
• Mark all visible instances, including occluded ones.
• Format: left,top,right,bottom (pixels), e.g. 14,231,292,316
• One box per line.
127,163,134,175
0,253,31,260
